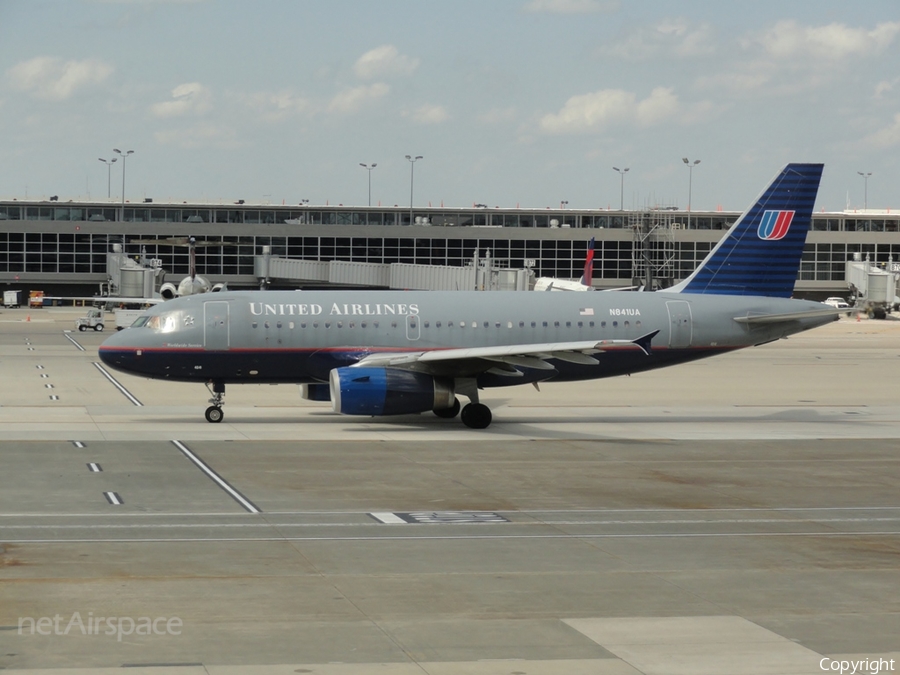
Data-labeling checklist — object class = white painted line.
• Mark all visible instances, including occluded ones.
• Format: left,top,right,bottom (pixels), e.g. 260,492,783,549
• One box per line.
87,463,102,472
49,395,59,401
3,506,900,519
92,362,143,406
72,441,86,448
6,531,900,545
63,332,86,351
171,440,261,514
369,512,408,524
3,516,899,531
35,365,44,370
45,383,54,389
103,491,123,505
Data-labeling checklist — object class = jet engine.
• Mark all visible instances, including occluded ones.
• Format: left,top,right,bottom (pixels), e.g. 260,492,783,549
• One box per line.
300,383,331,402
159,282,178,300
329,367,454,416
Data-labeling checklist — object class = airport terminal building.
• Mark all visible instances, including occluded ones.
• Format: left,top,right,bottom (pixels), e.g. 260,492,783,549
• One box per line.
1,199,898,298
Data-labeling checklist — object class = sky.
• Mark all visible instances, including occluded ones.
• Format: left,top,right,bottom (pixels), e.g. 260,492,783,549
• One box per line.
1,0,899,213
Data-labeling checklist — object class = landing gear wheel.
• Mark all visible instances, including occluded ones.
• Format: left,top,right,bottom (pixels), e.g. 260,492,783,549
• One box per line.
433,397,461,419
93,323,104,332
204,380,225,423
460,402,492,429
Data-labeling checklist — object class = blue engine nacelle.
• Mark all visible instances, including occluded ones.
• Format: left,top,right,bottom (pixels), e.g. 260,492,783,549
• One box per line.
329,367,455,416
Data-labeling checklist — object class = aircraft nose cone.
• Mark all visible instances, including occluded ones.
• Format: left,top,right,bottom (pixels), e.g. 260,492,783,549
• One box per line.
98,328,139,373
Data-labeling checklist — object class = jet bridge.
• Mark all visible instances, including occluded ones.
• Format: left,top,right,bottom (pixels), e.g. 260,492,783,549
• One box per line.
846,253,899,319
254,247,531,291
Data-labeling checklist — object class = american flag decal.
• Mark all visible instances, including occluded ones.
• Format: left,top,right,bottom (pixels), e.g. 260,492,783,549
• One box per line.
579,308,594,316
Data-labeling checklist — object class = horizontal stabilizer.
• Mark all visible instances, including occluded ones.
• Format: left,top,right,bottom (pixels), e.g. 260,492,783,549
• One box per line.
733,307,846,325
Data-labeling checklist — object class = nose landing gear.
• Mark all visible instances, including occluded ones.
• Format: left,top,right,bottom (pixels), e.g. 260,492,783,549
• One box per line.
205,380,225,423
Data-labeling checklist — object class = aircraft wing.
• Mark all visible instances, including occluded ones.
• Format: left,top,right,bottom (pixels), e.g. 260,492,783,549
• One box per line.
43,296,164,306
733,307,849,324
353,330,660,371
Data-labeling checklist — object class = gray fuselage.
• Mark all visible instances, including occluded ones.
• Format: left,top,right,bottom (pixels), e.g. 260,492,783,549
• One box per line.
98,289,835,387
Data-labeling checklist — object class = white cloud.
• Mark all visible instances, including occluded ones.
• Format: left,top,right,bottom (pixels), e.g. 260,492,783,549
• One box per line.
605,18,715,60
239,89,311,122
7,56,113,100
403,104,450,125
151,82,212,118
354,45,419,80
695,63,773,95
524,0,615,14
864,113,900,148
751,20,900,60
154,123,239,149
874,79,899,99
539,87,678,133
328,83,390,114
478,107,517,125
635,87,678,125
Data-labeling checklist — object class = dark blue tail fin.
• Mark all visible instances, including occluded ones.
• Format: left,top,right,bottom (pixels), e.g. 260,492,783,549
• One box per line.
668,163,823,297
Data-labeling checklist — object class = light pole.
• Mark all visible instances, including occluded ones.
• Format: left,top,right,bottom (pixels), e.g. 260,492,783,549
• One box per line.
359,163,377,206
682,157,700,229
612,166,629,211
113,148,134,222
857,171,872,210
98,157,117,199
405,154,422,223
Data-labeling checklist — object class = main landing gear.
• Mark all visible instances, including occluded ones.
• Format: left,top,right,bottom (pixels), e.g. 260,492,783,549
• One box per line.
432,393,493,429
460,402,492,429
205,380,225,423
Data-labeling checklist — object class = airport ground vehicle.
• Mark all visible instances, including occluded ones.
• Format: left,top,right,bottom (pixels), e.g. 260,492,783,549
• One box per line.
114,308,145,330
823,297,849,309
75,308,105,332
3,290,20,308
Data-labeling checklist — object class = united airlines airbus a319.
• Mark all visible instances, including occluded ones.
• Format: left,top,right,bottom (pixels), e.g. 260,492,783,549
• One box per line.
99,163,842,429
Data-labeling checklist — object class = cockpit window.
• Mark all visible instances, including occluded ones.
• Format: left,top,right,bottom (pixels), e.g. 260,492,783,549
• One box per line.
145,310,191,333
131,316,150,328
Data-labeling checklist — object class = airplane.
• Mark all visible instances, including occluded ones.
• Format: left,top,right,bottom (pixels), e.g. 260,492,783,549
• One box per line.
129,236,227,299
99,163,844,429
533,237,595,291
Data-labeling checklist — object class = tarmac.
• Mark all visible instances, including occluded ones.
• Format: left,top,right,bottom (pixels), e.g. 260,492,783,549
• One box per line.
1,306,899,674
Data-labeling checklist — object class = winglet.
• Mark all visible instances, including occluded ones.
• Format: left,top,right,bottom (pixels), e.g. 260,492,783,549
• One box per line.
632,329,660,356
